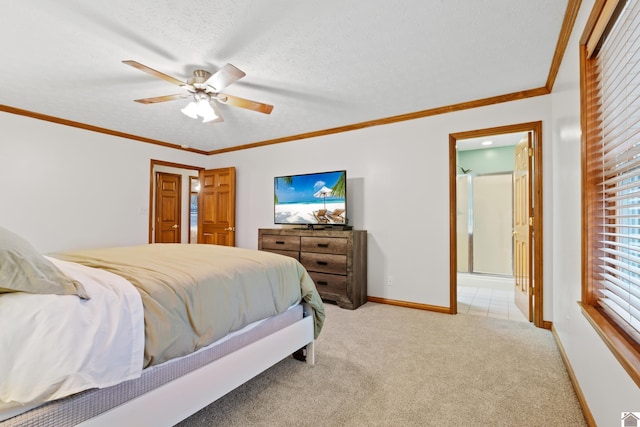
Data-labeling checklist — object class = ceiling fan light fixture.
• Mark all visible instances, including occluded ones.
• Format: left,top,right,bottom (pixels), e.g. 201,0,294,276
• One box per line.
196,98,212,116
180,101,199,119
181,93,218,122
200,103,219,123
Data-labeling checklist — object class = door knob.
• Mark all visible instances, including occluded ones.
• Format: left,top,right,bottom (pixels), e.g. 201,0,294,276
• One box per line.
172,224,179,229
224,227,235,231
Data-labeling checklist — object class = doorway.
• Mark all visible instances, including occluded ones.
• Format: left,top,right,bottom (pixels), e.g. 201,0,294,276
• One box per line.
149,160,203,244
449,122,544,328
189,177,201,243
149,161,237,246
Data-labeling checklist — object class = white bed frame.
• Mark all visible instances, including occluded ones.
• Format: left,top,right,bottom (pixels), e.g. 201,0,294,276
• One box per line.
79,310,315,427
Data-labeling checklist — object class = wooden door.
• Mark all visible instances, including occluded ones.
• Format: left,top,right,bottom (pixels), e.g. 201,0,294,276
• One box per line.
513,134,532,321
198,167,236,246
155,172,181,243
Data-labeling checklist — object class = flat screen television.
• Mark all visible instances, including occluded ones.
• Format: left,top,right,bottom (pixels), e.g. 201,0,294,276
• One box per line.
274,170,347,225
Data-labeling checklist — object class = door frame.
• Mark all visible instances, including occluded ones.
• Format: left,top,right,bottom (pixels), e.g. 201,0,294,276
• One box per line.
149,159,204,243
449,121,545,328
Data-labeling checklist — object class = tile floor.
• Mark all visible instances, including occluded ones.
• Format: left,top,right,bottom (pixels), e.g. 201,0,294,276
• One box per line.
457,273,529,322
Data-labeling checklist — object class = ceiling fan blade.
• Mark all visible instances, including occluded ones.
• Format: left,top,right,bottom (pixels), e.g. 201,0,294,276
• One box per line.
123,60,186,87
133,93,189,104
217,94,273,114
205,63,246,91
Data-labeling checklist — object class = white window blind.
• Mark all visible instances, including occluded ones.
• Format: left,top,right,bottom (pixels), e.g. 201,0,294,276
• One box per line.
589,0,640,343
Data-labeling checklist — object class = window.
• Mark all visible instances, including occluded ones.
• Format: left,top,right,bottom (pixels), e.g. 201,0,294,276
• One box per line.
582,0,640,385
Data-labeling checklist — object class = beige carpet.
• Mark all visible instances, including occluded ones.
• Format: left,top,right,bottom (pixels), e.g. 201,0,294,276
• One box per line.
177,302,586,426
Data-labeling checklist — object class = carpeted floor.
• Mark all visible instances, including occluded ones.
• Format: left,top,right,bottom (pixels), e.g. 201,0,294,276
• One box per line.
177,302,586,426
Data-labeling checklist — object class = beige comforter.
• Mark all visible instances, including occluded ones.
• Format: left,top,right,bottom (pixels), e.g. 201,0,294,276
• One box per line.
53,244,324,367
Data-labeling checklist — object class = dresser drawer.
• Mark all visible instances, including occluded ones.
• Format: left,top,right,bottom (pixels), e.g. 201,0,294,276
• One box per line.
262,249,300,261
300,252,347,275
309,272,346,296
301,237,348,254
261,234,300,251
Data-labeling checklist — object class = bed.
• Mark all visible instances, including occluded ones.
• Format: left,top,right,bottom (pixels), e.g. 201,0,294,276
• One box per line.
0,226,324,426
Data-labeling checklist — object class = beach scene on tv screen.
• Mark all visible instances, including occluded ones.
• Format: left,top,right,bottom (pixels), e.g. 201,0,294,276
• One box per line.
275,171,346,224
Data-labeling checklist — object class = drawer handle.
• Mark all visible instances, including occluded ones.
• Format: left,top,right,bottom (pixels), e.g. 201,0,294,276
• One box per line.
317,243,329,248
275,241,285,245
317,281,328,286
317,261,328,266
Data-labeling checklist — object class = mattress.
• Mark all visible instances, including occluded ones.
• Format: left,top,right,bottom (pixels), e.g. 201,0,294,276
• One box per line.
0,305,304,427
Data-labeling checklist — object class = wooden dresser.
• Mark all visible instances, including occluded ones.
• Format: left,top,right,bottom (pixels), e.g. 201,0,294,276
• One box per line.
258,228,367,309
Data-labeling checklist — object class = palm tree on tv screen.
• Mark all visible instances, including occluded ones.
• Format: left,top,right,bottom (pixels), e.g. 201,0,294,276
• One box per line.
331,171,346,198
274,176,293,204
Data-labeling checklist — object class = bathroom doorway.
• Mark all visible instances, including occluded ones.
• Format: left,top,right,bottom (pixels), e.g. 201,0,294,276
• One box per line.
449,122,544,327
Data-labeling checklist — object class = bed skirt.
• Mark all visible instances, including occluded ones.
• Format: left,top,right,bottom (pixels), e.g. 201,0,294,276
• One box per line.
1,305,304,427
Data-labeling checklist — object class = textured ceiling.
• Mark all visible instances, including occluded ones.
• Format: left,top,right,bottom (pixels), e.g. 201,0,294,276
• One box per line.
0,1,569,154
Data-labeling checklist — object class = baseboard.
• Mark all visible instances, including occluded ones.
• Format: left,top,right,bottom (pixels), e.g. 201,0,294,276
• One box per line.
367,296,451,314
550,325,596,427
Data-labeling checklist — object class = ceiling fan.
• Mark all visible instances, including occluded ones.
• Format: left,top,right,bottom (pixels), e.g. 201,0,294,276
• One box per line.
122,60,273,123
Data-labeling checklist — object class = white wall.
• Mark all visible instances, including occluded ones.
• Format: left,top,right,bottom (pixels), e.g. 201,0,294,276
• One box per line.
550,0,640,424
205,96,552,309
0,112,206,253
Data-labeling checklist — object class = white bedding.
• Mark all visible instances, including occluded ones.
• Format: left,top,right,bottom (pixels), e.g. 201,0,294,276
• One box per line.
0,257,144,414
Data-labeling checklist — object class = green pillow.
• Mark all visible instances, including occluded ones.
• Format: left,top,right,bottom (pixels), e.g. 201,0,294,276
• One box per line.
0,226,89,299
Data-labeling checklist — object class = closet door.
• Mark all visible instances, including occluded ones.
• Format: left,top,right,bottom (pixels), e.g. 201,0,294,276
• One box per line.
154,172,182,243
198,167,236,246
